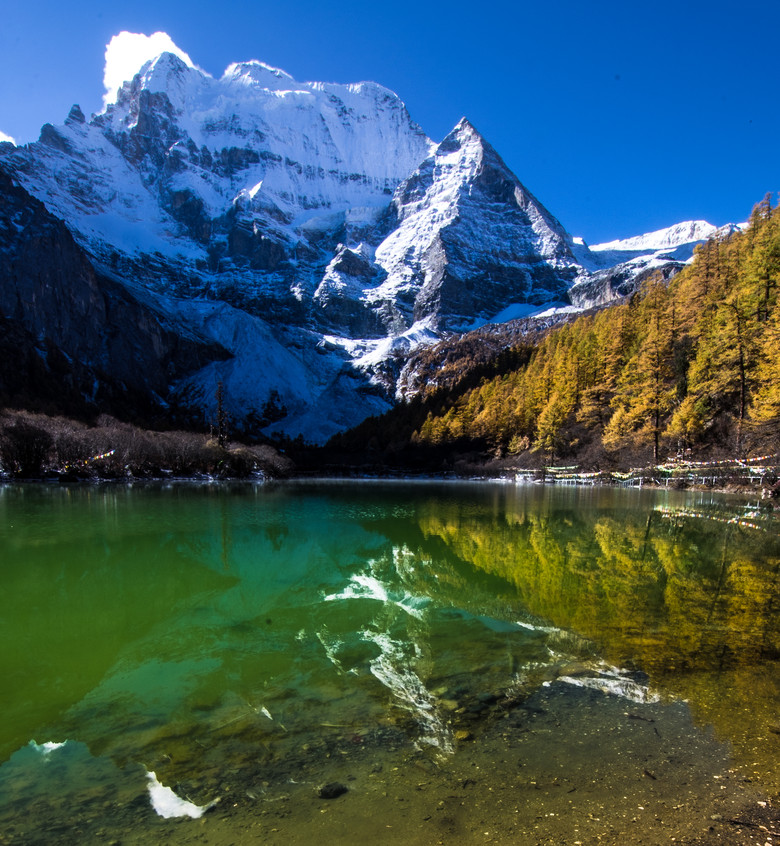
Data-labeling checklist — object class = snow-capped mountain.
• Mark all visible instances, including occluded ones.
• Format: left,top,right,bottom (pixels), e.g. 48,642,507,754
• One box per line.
5,52,432,280
576,220,742,268
567,220,742,309
369,119,582,332
0,38,735,442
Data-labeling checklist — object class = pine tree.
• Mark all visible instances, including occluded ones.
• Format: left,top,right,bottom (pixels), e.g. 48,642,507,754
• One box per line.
744,195,780,322
681,282,758,454
577,306,630,434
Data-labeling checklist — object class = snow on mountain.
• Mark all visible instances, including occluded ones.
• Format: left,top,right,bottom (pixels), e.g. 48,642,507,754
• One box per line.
591,220,720,253
574,219,744,272
369,118,584,331
108,51,434,222
4,49,432,270
0,33,740,442
567,219,743,310
5,108,189,258
163,298,394,444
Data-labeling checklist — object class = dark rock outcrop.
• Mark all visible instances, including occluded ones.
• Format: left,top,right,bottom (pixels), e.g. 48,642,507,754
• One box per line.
0,166,227,420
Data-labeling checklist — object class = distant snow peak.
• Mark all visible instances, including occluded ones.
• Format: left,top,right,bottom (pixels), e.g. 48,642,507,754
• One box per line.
223,60,296,89
0,130,16,146
103,31,200,108
591,220,718,252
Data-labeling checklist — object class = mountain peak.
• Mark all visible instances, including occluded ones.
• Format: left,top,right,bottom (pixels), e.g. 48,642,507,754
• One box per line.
65,104,86,126
591,220,719,253
434,117,489,165
102,31,200,108
443,117,484,147
134,50,204,97
223,60,296,89
454,116,477,133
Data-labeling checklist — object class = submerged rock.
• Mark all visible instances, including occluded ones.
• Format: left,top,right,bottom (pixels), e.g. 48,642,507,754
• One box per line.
318,781,348,799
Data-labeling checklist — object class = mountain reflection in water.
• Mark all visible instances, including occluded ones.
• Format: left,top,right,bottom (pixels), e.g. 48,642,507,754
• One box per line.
1,480,779,843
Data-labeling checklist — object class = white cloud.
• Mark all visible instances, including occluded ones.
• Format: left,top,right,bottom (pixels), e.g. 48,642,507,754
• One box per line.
103,31,197,108
0,130,16,145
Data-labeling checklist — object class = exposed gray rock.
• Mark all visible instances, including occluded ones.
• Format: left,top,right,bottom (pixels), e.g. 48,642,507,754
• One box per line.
65,104,86,127
568,258,684,309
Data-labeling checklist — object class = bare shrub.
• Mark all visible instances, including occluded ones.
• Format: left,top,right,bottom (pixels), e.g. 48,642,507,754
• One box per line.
54,426,100,478
0,415,54,477
0,410,294,480
158,430,207,475
250,444,295,478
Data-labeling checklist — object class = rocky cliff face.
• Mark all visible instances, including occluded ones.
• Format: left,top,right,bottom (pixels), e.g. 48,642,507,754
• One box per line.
371,119,582,332
0,42,729,441
0,168,226,420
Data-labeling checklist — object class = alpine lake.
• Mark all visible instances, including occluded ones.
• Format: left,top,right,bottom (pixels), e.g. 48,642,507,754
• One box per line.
2,479,780,845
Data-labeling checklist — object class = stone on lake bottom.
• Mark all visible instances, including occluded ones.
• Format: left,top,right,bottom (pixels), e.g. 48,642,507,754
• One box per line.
319,782,348,799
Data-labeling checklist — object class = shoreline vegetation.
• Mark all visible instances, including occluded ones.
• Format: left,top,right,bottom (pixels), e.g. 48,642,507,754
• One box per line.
1,408,778,502
0,409,294,483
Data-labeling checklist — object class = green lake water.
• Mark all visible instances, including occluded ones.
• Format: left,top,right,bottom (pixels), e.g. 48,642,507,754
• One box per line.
1,480,779,845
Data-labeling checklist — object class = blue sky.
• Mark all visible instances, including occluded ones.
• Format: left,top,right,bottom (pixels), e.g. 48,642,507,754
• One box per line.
1,0,777,243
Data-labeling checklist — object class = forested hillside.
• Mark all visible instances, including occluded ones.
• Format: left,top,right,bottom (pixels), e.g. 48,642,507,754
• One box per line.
328,195,780,470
